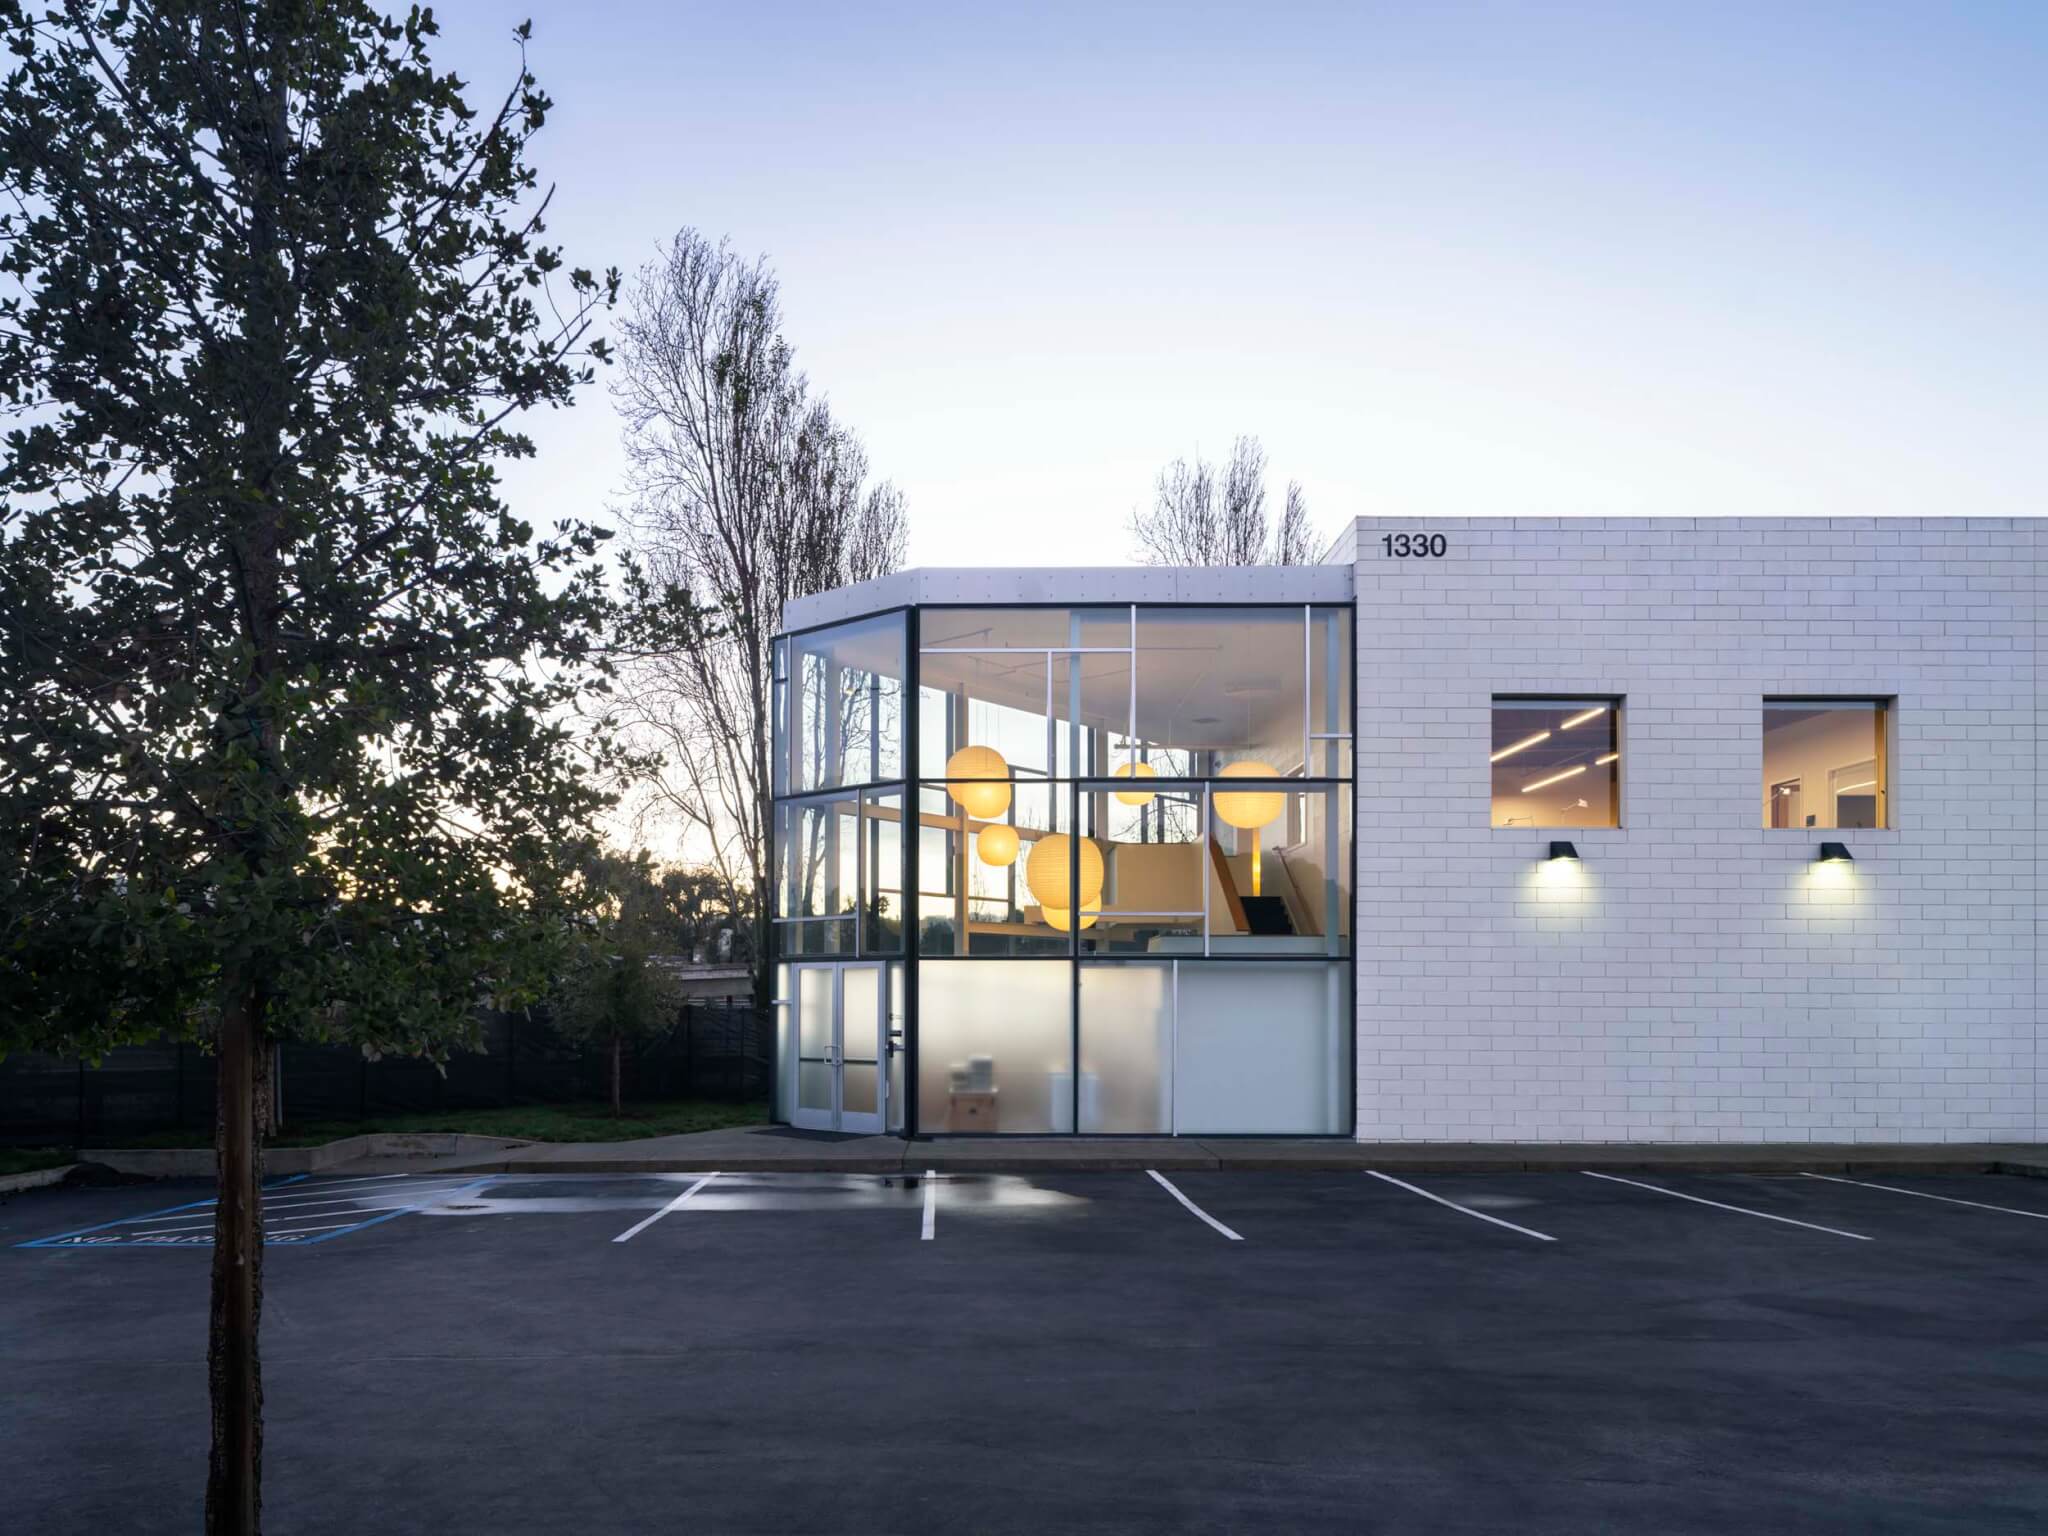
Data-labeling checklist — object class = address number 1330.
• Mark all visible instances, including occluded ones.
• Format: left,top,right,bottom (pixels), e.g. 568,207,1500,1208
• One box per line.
1381,533,1447,558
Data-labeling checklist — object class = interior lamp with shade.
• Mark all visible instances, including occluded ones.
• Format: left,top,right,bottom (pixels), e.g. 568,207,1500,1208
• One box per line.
944,745,1011,820
1210,760,1285,896
1039,900,1101,932
1023,832,1104,924
1111,760,1158,807
975,822,1020,867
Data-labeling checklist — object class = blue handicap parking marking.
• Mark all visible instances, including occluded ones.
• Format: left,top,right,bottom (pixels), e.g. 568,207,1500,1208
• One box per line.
17,1172,496,1249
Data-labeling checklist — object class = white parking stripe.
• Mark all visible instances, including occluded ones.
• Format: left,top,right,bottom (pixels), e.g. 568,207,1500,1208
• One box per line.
1583,1171,1872,1240
119,1193,469,1234
262,1186,473,1210
116,1174,414,1216
1146,1170,1243,1241
611,1173,721,1243
287,1174,414,1190
1801,1172,2048,1221
128,1215,357,1237
922,1170,937,1241
1367,1171,1557,1242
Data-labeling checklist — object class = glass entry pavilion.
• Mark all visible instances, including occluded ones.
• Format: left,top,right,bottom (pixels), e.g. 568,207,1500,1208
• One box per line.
770,589,1353,1137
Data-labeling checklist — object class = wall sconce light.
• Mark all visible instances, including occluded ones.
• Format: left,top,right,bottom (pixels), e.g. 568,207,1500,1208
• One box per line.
1547,841,1579,861
1817,842,1853,864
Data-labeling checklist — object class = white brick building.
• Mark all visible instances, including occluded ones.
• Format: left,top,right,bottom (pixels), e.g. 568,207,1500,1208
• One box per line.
773,517,2042,1144
1349,517,2041,1143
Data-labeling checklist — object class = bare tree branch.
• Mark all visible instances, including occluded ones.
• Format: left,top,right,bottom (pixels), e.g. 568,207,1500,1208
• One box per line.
610,229,908,990
1128,434,1321,565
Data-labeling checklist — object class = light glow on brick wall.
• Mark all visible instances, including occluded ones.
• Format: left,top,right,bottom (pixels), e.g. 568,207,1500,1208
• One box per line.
1802,857,1858,902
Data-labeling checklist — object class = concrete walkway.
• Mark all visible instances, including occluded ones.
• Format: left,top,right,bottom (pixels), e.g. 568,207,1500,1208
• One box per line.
320,1125,2048,1177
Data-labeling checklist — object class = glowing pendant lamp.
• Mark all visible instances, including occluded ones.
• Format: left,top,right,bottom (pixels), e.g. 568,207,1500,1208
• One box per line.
944,745,1011,820
976,822,1020,867
1023,832,1104,921
1111,760,1158,807
1211,760,1284,896
1040,899,1101,932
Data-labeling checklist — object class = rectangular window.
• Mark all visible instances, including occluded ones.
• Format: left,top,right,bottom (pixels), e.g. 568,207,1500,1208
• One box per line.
773,795,857,956
1762,699,1888,829
789,612,905,793
1073,779,1207,956
917,607,1132,781
860,790,904,954
1490,698,1620,828
1308,606,1353,779
1135,607,1308,777
916,779,1069,956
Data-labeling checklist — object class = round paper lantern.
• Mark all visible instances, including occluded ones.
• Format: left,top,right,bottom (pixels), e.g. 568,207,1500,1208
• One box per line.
1211,760,1284,830
944,745,1011,820
1112,760,1158,807
1023,832,1104,914
976,822,1020,867
1212,760,1284,898
1041,900,1101,932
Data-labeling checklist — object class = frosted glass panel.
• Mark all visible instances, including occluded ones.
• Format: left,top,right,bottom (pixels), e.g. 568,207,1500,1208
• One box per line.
841,965,881,1062
797,1061,833,1113
917,960,1072,1133
797,968,833,1057
1174,962,1346,1134
1079,964,1172,1133
843,1064,877,1115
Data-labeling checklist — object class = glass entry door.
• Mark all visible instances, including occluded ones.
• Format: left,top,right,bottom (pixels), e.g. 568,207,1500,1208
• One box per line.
791,962,887,1134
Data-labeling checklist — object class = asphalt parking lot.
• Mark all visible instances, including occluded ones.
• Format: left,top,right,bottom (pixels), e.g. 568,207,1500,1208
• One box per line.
6,1167,2048,1535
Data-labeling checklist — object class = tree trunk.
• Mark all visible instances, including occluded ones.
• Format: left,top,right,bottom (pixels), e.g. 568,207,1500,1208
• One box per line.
207,982,271,1536
610,1032,622,1117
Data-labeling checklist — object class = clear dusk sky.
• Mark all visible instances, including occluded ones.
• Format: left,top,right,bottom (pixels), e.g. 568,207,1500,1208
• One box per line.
438,2,2046,565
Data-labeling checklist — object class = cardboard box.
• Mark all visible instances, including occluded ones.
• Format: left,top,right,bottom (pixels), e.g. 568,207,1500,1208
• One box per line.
949,1090,999,1132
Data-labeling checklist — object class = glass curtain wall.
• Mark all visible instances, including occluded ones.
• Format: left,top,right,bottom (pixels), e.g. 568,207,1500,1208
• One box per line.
912,604,1353,1135
769,613,908,1129
772,602,1354,1136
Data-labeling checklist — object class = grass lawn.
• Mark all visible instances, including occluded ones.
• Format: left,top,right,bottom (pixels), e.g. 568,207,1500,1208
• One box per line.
0,1147,76,1177
105,1099,769,1150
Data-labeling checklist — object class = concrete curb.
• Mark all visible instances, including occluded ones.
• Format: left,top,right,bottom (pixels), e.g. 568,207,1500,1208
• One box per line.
0,1164,77,1195
80,1133,531,1179
76,1133,2048,1181
339,1144,2046,1178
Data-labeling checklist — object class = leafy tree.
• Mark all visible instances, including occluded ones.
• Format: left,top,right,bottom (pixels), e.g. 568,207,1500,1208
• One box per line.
1129,434,1320,565
0,6,620,1531
654,861,750,964
551,848,687,1115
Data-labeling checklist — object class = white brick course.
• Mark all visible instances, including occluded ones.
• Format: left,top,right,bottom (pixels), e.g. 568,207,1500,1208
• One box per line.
1352,517,2042,1143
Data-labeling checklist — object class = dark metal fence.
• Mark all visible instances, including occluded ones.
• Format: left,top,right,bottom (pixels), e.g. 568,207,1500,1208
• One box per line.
0,1001,769,1147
